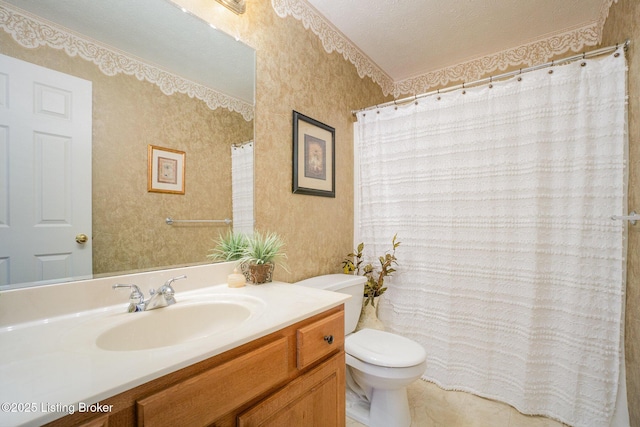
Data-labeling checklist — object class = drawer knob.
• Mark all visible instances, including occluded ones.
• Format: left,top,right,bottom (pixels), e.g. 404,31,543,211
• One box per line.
324,335,334,345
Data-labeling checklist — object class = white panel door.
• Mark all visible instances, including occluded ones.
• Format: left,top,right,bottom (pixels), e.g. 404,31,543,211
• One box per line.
0,54,92,289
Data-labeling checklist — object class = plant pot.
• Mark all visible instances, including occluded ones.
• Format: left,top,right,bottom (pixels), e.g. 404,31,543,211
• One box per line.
241,262,274,284
356,297,385,331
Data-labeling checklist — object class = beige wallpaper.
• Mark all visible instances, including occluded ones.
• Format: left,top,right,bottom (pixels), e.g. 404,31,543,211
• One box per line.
251,1,391,282
90,74,253,275
0,31,253,275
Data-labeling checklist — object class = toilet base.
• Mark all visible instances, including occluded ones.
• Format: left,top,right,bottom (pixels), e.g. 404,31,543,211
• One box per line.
345,386,411,427
346,388,371,425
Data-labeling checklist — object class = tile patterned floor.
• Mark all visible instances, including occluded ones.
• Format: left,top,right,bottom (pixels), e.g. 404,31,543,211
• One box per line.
346,379,569,427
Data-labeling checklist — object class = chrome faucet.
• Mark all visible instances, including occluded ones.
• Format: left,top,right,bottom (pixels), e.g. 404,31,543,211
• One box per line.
112,275,187,312
146,275,187,310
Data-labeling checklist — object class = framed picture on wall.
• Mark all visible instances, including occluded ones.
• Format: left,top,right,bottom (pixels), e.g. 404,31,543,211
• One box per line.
148,145,185,194
292,111,335,198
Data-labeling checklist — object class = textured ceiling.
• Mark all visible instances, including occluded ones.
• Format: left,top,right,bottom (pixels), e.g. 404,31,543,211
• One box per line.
304,0,611,86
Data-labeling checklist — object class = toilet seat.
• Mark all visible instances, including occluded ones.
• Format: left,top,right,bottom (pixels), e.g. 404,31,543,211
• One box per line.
345,328,427,368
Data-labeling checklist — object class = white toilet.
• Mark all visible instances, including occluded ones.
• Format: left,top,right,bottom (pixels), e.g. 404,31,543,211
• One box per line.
296,274,427,427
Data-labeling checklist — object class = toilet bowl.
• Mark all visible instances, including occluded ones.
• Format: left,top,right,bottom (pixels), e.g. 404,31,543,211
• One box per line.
295,274,427,427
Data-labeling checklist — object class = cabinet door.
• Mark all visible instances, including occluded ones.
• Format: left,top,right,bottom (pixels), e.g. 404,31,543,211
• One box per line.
238,352,345,427
137,337,289,427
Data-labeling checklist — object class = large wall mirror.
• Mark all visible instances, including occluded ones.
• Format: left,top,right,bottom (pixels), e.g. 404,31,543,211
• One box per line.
0,0,255,290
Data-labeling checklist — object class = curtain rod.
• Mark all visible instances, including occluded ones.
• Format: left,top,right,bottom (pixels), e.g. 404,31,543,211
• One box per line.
232,140,253,148
352,39,630,115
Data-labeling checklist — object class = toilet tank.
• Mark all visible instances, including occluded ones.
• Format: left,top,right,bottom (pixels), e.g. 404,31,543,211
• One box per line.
295,274,365,334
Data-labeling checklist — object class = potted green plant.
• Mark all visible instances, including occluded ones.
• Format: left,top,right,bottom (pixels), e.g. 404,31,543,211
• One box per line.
207,231,249,262
238,231,288,284
342,234,400,308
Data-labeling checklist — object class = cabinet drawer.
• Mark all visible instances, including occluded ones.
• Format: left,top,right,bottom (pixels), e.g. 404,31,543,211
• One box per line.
137,337,288,427
296,311,344,370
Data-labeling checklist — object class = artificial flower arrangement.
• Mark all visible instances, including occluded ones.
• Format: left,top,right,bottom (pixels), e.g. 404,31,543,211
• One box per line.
342,234,400,307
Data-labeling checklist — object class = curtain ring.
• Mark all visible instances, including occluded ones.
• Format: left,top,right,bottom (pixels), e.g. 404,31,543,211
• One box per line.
614,43,621,57
489,76,493,89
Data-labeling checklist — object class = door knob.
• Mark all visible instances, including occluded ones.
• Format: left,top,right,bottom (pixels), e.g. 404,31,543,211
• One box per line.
75,233,89,244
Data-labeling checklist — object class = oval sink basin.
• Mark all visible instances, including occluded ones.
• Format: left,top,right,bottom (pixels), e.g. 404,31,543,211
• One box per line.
96,301,253,351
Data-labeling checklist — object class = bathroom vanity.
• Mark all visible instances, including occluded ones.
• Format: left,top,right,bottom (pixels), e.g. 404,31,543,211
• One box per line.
0,263,349,426
49,307,345,427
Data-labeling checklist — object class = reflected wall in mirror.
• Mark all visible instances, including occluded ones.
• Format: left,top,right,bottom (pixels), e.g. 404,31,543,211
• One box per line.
0,0,256,290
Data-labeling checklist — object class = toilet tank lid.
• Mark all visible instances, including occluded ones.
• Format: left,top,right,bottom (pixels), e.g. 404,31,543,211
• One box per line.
295,274,366,291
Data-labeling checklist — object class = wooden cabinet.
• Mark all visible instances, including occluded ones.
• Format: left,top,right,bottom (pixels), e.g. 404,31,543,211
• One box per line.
45,306,345,427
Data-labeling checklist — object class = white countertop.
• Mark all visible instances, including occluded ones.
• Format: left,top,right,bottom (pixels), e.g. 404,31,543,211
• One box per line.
0,264,348,426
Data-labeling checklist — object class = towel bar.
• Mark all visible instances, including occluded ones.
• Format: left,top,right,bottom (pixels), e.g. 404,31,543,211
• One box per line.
165,217,232,225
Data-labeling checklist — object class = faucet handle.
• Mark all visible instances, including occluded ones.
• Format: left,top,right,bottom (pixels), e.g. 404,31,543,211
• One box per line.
163,274,187,289
159,275,186,306
113,284,145,312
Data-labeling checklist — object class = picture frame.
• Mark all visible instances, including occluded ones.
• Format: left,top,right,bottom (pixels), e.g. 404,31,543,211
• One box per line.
292,111,335,198
147,145,185,194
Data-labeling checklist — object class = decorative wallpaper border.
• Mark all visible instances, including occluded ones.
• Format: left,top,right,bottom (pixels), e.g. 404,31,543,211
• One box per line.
271,0,395,96
272,0,617,98
0,2,254,121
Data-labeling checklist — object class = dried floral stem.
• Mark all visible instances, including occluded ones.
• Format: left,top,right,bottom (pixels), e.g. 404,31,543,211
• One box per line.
342,234,400,307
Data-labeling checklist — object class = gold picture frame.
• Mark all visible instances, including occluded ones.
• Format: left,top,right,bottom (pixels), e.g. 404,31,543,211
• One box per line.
147,145,185,194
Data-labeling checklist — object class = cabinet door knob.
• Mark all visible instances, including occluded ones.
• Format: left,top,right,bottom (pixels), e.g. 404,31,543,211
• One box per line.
323,335,334,345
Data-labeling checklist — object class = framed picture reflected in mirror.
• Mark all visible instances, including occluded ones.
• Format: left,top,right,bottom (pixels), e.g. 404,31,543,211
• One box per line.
148,145,185,194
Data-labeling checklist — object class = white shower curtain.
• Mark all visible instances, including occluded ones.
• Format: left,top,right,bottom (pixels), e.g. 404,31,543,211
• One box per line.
355,49,627,427
232,142,254,235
